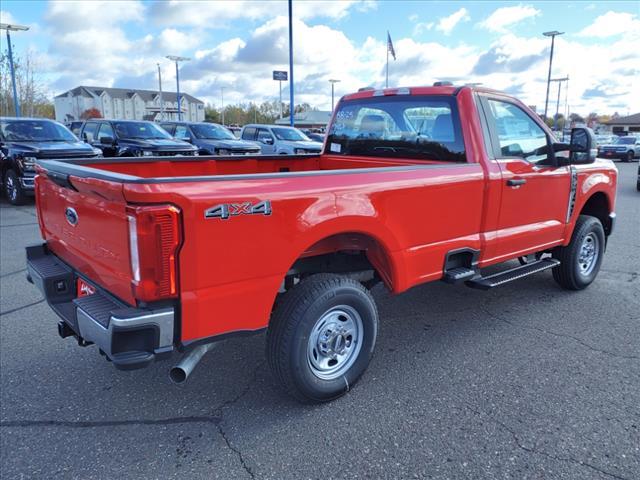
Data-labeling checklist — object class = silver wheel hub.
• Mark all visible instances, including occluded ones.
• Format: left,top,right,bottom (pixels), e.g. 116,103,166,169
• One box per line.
7,176,16,199
578,232,599,275
307,306,363,380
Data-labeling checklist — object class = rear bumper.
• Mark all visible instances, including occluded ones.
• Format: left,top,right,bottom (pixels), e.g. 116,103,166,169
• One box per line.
26,243,175,370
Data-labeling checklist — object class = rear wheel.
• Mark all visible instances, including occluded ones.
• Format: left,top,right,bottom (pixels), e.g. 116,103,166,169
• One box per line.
552,215,605,290
266,274,378,403
4,169,27,206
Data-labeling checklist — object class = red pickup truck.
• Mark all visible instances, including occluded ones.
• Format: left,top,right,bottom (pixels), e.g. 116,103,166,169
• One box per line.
27,85,617,403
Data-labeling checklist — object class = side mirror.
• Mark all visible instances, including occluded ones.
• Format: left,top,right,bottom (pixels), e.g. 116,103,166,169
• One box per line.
262,137,274,145
569,127,597,164
100,136,115,145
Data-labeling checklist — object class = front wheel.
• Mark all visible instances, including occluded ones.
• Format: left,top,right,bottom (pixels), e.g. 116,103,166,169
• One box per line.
266,274,378,403
4,169,27,206
552,215,605,290
625,151,634,163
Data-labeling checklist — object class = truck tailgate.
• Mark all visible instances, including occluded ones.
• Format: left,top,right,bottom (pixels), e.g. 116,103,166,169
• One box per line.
35,171,135,305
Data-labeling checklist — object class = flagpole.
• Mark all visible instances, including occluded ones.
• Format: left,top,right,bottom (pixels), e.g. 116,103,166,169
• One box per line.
386,32,389,88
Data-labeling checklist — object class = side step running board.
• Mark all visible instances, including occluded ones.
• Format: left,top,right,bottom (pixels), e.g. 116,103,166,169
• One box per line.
465,258,560,290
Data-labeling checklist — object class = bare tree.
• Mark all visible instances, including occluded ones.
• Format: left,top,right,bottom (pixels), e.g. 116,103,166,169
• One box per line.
1,48,54,118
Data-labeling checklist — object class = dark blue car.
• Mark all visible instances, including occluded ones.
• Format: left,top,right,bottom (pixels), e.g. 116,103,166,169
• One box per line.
160,121,261,156
1,117,101,205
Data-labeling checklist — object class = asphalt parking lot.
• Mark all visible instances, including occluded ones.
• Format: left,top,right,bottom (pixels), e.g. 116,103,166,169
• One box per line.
1,163,638,480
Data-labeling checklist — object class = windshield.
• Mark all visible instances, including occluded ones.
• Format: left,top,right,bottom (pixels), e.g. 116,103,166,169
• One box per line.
192,123,236,140
615,137,635,145
326,95,466,162
114,122,172,139
0,120,78,142
272,127,311,141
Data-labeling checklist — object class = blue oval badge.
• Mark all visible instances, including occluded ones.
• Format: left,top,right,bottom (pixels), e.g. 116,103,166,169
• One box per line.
65,207,78,226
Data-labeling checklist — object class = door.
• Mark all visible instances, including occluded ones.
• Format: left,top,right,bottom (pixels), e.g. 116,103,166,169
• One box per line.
95,122,117,157
481,96,571,262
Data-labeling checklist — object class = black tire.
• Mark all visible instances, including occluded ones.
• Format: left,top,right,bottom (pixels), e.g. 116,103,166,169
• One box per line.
266,274,378,403
625,151,633,162
552,215,605,290
4,169,27,206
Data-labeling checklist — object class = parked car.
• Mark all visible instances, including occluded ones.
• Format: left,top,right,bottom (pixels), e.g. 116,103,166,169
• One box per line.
160,121,261,156
67,121,84,136
0,117,101,205
595,134,616,146
301,129,326,143
26,84,617,403
226,126,242,138
597,136,640,162
240,124,322,154
79,119,198,157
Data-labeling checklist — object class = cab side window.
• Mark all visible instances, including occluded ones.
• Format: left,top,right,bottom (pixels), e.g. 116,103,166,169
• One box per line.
174,125,190,140
82,122,98,142
161,124,176,135
487,99,548,163
257,129,273,143
242,127,256,140
97,123,114,141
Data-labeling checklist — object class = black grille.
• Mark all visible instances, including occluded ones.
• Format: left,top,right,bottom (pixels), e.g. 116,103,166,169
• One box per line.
153,150,196,157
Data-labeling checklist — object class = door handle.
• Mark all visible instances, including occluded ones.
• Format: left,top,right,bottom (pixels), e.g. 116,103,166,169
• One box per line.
507,178,526,187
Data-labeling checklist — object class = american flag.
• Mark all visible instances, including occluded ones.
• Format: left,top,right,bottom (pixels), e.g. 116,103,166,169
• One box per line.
387,31,396,60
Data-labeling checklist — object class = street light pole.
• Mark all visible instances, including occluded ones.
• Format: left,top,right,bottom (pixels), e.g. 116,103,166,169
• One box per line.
1,23,30,117
542,31,563,122
328,79,340,111
288,0,294,127
166,55,190,121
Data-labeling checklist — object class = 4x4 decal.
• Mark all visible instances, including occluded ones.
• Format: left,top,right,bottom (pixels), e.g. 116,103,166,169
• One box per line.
205,201,272,220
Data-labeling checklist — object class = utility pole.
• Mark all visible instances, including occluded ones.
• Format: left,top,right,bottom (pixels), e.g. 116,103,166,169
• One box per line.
550,76,569,131
157,63,164,121
220,87,225,125
166,55,190,121
542,31,564,121
328,79,340,111
1,23,30,117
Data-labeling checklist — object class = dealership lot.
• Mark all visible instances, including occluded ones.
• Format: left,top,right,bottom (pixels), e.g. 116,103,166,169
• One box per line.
0,163,638,479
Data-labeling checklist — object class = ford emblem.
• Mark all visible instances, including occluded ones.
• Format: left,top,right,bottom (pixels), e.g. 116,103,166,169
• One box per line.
65,207,78,226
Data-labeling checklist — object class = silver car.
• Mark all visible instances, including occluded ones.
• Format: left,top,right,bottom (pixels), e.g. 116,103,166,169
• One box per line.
240,124,323,155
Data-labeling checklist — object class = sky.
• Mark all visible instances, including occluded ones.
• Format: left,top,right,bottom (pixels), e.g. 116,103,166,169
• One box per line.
1,0,639,115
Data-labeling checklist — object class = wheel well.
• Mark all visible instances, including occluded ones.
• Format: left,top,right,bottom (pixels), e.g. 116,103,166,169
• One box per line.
286,233,394,290
580,192,612,236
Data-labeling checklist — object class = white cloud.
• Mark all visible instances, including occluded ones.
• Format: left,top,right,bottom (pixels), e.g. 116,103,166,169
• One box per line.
412,21,434,36
148,0,372,27
436,8,470,35
577,11,640,38
45,0,145,29
478,5,541,33
1,10,18,25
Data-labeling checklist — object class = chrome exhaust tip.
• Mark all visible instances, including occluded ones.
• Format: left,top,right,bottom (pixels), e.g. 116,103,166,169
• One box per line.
169,343,217,384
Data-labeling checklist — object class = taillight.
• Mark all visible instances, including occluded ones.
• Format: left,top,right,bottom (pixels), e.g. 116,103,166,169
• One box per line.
127,205,182,302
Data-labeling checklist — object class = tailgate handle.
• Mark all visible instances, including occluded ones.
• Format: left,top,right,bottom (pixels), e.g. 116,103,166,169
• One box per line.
48,172,78,191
